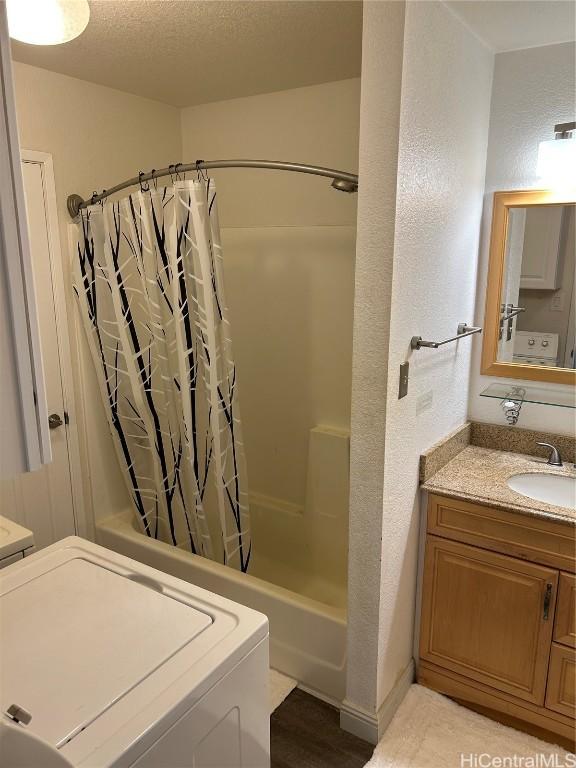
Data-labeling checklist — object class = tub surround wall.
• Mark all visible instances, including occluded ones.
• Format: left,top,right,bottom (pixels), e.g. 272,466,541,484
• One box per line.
181,79,359,514
469,42,576,434
220,225,355,509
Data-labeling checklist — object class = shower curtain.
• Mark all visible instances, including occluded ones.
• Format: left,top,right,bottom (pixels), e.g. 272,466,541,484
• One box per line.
73,179,251,572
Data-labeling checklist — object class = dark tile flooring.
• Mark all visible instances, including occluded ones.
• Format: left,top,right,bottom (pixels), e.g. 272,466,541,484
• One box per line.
270,689,374,768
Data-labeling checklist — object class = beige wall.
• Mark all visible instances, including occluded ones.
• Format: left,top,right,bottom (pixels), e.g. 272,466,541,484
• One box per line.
181,78,359,227
181,80,359,509
13,62,182,523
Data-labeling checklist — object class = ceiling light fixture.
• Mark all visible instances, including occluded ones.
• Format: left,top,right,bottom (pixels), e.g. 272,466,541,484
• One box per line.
537,122,576,190
7,0,89,46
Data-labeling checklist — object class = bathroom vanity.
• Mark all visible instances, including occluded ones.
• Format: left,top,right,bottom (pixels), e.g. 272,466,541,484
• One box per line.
418,430,576,749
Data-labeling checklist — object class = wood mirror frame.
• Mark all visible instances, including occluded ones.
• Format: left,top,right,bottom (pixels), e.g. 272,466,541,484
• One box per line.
481,189,576,386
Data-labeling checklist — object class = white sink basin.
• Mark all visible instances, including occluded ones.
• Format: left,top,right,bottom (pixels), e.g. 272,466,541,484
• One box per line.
507,473,576,510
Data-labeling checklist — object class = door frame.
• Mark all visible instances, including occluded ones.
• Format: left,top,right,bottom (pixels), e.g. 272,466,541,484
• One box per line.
21,149,88,537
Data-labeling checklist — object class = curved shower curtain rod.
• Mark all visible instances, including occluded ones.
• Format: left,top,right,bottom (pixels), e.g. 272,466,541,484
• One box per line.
67,159,359,218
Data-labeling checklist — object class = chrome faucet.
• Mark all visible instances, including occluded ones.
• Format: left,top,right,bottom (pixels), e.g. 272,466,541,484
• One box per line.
536,442,563,467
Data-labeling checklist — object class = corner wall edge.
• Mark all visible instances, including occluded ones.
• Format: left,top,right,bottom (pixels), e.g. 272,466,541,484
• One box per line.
339,658,415,745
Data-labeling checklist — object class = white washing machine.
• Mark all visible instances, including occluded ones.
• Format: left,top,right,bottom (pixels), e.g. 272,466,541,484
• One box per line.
513,330,559,367
0,537,269,768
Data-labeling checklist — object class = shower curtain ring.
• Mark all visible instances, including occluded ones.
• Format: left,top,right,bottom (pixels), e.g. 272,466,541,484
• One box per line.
150,170,158,190
139,171,150,192
174,162,183,181
195,159,207,182
168,164,175,184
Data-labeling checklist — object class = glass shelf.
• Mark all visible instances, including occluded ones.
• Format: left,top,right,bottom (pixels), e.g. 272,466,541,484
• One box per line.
479,383,576,409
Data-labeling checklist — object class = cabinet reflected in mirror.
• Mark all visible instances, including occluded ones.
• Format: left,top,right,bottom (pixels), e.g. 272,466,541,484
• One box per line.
482,190,576,386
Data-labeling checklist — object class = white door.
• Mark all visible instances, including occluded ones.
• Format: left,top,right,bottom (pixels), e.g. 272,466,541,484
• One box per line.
0,156,79,548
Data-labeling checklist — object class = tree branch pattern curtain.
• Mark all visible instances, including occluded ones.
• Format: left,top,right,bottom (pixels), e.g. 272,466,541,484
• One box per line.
73,180,251,572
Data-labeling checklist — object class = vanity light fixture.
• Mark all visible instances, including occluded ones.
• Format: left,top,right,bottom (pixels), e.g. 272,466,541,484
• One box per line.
7,0,89,46
537,122,576,189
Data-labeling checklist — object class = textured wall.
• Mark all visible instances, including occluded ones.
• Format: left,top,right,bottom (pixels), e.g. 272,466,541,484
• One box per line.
377,0,493,708
345,0,405,716
468,42,576,433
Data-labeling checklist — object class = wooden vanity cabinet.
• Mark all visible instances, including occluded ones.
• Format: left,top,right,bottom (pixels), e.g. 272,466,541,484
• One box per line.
418,494,576,748
554,573,576,647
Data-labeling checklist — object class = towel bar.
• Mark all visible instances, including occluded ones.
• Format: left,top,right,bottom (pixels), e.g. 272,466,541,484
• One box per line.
411,323,482,351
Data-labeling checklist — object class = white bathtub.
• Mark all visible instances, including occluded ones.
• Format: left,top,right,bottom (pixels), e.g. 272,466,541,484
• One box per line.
97,511,347,701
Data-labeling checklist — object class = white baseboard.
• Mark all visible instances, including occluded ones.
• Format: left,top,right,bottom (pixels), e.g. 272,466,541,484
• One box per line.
297,681,341,709
340,659,415,744
340,700,380,744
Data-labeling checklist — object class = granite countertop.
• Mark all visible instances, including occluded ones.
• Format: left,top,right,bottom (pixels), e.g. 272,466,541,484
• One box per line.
422,445,576,525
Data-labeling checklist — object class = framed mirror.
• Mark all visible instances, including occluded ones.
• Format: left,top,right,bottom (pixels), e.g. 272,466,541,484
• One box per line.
482,190,576,385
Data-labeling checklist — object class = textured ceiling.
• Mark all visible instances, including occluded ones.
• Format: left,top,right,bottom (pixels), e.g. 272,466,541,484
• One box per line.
10,0,363,107
447,1,575,52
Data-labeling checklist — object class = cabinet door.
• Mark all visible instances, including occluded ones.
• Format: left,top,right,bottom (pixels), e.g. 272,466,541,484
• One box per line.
554,573,576,648
519,206,562,290
545,644,575,718
420,536,557,705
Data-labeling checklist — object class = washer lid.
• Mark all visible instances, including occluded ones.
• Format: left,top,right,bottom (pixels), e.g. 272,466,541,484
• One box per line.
0,558,212,747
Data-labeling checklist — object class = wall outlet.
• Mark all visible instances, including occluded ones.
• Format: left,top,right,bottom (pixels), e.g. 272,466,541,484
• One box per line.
416,390,433,415
550,293,564,312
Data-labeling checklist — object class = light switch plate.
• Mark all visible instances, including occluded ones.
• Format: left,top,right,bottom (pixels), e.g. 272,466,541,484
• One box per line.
399,362,409,399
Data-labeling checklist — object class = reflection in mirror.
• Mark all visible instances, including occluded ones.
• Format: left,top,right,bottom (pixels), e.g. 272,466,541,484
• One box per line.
499,204,575,370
